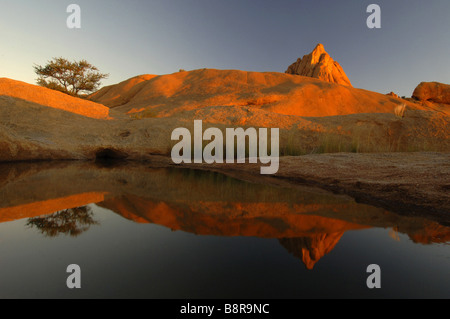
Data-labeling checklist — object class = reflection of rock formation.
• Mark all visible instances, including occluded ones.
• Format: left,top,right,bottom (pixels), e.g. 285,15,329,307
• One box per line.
399,223,450,245
26,206,99,237
279,233,343,270
0,192,106,223
98,195,368,238
0,162,449,269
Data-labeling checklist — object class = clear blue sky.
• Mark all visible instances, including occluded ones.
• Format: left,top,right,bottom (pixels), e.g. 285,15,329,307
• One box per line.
0,0,449,96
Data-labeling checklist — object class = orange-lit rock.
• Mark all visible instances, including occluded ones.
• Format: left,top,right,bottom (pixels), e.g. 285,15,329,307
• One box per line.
0,69,449,163
0,78,111,119
412,82,450,105
88,68,423,118
0,91,173,161
285,43,352,87
387,92,400,99
88,74,158,108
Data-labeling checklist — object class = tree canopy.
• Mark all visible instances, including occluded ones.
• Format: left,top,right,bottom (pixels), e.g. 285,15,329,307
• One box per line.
34,57,108,96
26,206,99,238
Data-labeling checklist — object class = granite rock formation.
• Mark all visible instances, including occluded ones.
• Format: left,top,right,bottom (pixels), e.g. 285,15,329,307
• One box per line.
412,82,450,105
285,43,352,87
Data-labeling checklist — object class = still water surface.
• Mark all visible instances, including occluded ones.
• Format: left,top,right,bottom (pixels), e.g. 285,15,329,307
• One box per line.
0,162,448,298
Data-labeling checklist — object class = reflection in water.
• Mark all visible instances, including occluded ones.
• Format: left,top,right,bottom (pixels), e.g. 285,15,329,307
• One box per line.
279,233,343,270
26,206,99,238
0,161,449,271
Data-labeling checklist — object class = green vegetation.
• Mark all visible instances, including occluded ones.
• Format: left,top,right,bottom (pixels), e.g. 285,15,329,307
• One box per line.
34,57,108,97
26,206,99,237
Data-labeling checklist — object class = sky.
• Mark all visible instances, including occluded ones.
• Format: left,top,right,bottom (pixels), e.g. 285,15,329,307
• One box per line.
0,0,449,97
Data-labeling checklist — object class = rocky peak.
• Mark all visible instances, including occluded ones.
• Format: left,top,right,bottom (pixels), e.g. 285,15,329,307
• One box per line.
285,43,352,87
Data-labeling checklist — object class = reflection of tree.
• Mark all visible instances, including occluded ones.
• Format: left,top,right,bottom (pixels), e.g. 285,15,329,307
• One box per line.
26,206,99,237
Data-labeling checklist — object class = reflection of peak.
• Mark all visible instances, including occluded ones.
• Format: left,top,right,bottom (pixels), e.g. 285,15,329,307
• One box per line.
279,233,344,270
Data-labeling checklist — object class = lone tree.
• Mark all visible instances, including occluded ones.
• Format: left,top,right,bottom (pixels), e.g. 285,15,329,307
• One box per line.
34,57,108,96
26,206,99,238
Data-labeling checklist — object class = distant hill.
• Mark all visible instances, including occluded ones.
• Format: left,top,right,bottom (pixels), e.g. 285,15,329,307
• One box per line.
89,68,423,118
